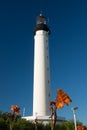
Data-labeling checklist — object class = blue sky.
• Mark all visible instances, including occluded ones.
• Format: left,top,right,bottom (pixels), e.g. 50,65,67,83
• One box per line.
0,0,87,125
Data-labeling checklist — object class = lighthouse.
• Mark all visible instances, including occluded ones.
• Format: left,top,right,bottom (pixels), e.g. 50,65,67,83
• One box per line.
22,14,66,123
22,13,51,121
33,13,51,117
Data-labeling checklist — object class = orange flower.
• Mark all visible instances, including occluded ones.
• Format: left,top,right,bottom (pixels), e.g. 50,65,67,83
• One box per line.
57,89,64,95
64,97,72,105
77,125,85,130
56,95,63,102
56,102,64,109
56,91,72,107
11,105,20,114
50,89,72,110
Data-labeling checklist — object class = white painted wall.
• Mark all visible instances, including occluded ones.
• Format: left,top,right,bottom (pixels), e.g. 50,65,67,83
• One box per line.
33,30,50,116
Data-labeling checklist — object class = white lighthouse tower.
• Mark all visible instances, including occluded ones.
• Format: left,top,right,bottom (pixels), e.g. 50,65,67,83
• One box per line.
33,13,51,117
23,13,51,121
22,14,66,123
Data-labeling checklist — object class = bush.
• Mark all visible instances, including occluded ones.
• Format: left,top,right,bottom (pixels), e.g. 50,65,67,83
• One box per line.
0,118,9,130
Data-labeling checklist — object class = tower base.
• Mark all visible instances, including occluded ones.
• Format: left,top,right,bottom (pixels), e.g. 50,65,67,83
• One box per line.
22,115,66,124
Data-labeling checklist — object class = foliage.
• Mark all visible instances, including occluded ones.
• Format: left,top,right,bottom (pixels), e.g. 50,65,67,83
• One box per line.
13,118,35,130
62,121,74,130
44,123,51,130
0,110,87,130
0,117,9,130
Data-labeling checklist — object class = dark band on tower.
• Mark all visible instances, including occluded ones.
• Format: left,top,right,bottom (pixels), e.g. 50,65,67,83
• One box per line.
34,13,50,35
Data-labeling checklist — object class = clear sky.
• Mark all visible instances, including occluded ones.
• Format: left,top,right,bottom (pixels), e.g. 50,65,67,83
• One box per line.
0,0,87,125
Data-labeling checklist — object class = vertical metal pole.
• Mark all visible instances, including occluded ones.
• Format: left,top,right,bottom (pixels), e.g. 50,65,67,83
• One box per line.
73,110,77,130
72,107,78,130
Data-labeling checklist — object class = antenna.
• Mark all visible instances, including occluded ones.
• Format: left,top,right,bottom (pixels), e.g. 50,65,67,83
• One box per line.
40,11,43,16
23,107,25,117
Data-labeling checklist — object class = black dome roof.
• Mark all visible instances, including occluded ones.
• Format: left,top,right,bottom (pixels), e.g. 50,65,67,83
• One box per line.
34,14,50,35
